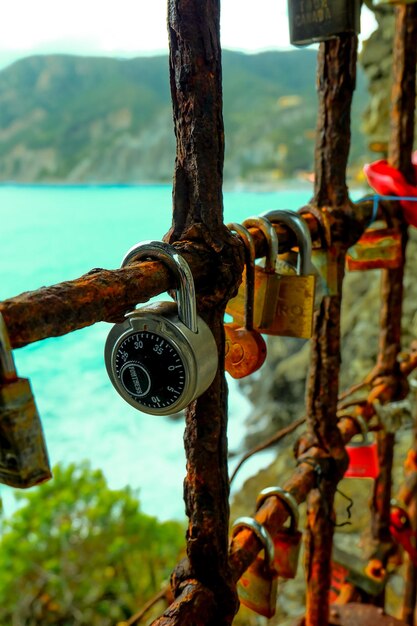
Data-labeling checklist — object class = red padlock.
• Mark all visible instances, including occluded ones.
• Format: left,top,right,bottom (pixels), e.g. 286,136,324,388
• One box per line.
256,486,302,579
343,414,380,479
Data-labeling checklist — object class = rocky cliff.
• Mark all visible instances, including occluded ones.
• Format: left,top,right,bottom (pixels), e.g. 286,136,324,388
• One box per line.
0,51,369,184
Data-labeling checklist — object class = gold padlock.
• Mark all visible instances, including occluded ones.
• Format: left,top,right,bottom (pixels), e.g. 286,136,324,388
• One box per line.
0,314,51,488
299,205,339,297
256,486,302,579
262,210,316,338
231,516,278,618
226,216,280,333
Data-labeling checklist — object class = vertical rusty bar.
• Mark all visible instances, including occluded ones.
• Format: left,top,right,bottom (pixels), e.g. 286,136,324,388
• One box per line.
300,34,358,626
151,2,240,625
401,426,417,624
403,513,417,626
370,5,417,606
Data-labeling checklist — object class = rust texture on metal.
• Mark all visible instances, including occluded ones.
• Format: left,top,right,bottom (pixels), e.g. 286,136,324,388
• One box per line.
369,3,417,604
0,199,376,351
296,33,359,626
0,3,415,626
400,442,417,624
152,1,238,625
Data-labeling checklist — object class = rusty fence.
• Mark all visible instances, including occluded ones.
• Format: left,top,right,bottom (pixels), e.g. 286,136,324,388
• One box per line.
1,2,417,626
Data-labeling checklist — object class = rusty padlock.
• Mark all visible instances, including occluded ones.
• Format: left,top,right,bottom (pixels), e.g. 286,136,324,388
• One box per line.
343,414,380,480
0,313,51,488
256,486,302,579
224,224,267,379
231,516,278,618
346,225,402,271
262,210,316,338
226,216,280,334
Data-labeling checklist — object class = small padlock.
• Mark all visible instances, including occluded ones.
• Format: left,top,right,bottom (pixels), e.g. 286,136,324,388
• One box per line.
287,0,361,47
311,245,339,296
261,210,316,338
300,205,339,297
105,241,218,416
226,217,280,333
343,414,380,479
0,313,51,488
256,486,302,579
231,516,278,618
224,224,267,379
346,225,402,271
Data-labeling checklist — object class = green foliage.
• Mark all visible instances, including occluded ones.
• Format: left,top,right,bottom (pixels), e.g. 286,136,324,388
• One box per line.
0,462,185,625
0,50,370,184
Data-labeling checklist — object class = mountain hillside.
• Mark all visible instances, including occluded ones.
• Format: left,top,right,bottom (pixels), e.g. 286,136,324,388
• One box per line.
0,51,369,184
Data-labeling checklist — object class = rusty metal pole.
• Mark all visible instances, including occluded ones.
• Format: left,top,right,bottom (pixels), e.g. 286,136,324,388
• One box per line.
151,1,240,625
298,34,359,626
369,5,417,609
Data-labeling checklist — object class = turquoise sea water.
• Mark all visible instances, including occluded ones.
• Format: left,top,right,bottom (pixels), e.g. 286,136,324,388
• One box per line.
0,184,315,520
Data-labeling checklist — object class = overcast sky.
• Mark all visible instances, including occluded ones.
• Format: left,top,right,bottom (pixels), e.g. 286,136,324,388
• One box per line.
0,1,377,70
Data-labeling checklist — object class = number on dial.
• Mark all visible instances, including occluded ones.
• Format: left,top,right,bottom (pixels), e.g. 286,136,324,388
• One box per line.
114,332,186,410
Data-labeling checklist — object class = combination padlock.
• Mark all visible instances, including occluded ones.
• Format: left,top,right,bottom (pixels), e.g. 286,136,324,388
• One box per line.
0,313,51,488
104,241,218,416
224,224,267,379
232,516,278,618
226,216,280,333
256,486,302,579
343,414,380,479
262,210,316,338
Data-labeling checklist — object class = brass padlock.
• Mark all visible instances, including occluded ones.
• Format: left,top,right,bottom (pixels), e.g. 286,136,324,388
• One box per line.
287,0,361,47
261,210,316,338
231,516,278,618
224,224,267,379
256,486,302,579
0,314,51,488
226,216,280,333
300,205,339,297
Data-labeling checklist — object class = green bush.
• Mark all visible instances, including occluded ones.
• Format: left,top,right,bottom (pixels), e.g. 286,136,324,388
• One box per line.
0,462,185,625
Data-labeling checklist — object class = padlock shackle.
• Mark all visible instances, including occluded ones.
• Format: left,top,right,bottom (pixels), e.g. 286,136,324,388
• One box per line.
261,210,313,276
242,216,278,273
231,516,275,567
122,241,198,334
339,413,369,444
0,313,17,382
227,223,255,331
256,486,299,531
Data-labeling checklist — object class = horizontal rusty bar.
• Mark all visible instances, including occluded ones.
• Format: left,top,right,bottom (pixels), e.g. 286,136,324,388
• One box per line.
0,201,375,349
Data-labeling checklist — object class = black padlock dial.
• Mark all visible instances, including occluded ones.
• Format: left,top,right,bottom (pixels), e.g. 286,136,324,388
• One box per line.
114,331,186,411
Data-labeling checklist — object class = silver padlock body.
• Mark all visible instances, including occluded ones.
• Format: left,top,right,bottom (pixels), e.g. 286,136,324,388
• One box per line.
0,377,52,488
105,301,218,416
